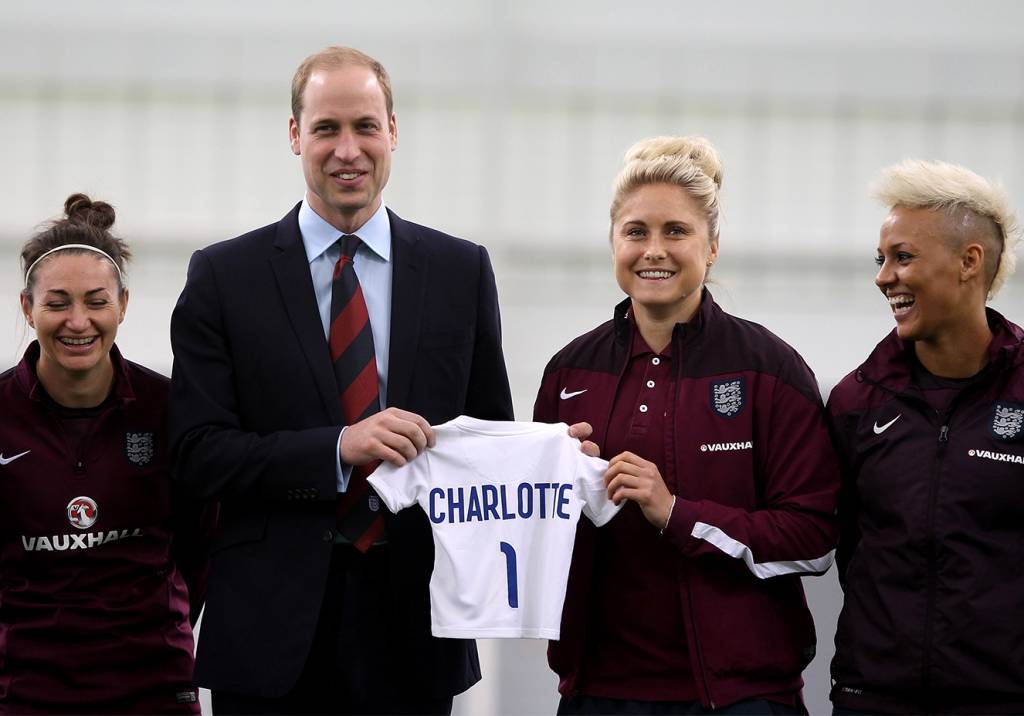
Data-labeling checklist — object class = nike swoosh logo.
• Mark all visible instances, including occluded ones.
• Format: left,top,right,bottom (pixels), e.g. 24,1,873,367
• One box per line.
560,388,588,400
873,414,901,435
0,450,30,465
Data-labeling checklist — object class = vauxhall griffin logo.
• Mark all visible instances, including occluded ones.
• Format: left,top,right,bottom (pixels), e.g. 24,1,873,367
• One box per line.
991,403,1024,440
67,496,98,530
21,496,144,553
710,378,745,418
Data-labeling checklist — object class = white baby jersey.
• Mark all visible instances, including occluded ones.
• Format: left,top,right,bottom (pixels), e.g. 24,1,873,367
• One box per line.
368,416,620,639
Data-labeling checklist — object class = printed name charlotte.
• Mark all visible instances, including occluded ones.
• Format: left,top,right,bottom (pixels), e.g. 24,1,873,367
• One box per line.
429,482,573,524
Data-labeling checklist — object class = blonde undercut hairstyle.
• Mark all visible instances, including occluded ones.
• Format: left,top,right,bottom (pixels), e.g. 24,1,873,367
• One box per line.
610,136,723,242
873,159,1019,299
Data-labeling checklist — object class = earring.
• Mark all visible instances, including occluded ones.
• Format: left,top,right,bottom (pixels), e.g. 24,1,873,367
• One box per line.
706,260,714,267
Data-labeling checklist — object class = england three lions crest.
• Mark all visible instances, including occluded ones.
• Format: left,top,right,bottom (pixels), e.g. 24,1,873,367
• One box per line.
710,378,746,419
991,403,1024,440
125,432,155,466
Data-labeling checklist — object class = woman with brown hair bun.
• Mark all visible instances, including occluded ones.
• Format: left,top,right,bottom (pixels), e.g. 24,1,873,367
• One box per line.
0,194,214,714
535,137,840,715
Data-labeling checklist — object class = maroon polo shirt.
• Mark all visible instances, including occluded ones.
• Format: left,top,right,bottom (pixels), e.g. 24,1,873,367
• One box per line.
579,329,697,701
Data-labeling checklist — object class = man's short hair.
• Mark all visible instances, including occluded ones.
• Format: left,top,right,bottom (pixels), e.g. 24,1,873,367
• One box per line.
291,46,393,122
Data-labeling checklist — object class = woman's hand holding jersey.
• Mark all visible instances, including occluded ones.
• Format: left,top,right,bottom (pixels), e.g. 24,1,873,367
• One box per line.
567,421,600,457
569,423,674,530
603,452,674,528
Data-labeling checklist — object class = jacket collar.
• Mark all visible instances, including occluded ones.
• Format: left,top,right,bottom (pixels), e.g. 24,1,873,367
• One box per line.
270,203,344,423
16,341,135,405
385,207,426,408
613,286,716,346
856,307,1024,390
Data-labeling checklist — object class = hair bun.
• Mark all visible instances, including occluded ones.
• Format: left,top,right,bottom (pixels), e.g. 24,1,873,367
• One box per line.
64,193,116,231
623,136,723,188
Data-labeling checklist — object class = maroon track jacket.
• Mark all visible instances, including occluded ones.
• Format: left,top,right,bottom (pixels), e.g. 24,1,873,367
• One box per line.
534,290,840,709
827,309,1024,714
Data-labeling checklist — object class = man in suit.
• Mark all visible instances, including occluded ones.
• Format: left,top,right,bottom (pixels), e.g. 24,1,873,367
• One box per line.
168,46,513,715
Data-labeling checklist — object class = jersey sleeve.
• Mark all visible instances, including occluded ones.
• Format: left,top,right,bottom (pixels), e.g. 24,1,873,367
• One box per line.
574,452,619,526
367,455,429,514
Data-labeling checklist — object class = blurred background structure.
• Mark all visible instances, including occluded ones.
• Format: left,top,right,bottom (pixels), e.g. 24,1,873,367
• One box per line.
2,1,1023,713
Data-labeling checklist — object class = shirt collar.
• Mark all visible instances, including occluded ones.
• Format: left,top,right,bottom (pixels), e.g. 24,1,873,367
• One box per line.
628,316,674,359
18,341,135,405
298,198,392,264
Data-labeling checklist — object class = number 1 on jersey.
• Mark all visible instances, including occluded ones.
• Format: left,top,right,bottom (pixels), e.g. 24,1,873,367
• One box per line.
499,541,519,608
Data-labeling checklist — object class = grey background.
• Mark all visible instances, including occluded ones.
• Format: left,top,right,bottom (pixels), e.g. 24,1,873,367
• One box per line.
2,2,1022,713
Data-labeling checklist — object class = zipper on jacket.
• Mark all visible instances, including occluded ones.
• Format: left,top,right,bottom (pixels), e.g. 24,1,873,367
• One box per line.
681,565,716,709
921,416,950,691
564,319,637,697
673,320,717,708
919,370,985,690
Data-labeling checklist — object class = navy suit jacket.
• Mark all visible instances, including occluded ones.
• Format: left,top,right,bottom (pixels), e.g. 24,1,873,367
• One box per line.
168,204,513,697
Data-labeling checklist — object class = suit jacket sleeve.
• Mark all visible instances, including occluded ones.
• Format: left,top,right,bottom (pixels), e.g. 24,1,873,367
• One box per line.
169,249,340,503
168,485,218,626
464,246,514,421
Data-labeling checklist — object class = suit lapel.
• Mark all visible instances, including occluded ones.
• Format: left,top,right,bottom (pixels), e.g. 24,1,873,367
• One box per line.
386,209,427,408
269,205,343,424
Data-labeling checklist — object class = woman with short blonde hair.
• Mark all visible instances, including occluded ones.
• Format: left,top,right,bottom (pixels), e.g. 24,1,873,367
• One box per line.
828,160,1024,714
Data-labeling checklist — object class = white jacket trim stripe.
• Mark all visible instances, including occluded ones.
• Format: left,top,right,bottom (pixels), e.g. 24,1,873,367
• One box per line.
691,521,835,579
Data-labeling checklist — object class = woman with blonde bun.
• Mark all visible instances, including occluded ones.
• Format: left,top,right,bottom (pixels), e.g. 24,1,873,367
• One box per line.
536,137,840,715
0,194,215,714
828,161,1024,715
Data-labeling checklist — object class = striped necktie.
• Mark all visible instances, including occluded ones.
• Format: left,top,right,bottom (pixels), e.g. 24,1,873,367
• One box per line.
330,234,385,551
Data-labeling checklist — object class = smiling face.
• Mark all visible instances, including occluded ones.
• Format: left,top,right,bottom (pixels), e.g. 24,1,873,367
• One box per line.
21,252,127,391
612,182,718,325
875,206,980,344
288,64,398,234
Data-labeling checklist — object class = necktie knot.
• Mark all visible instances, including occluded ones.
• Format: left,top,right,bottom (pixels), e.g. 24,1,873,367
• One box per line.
338,234,362,260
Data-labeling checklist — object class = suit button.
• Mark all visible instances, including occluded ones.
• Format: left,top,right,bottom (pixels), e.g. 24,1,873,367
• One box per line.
322,529,334,542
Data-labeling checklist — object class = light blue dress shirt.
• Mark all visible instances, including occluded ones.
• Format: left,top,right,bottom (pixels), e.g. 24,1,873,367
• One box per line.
299,198,393,492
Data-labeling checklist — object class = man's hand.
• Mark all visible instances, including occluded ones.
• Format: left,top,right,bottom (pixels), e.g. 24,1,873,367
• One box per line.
568,422,600,457
340,408,436,467
604,451,674,529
